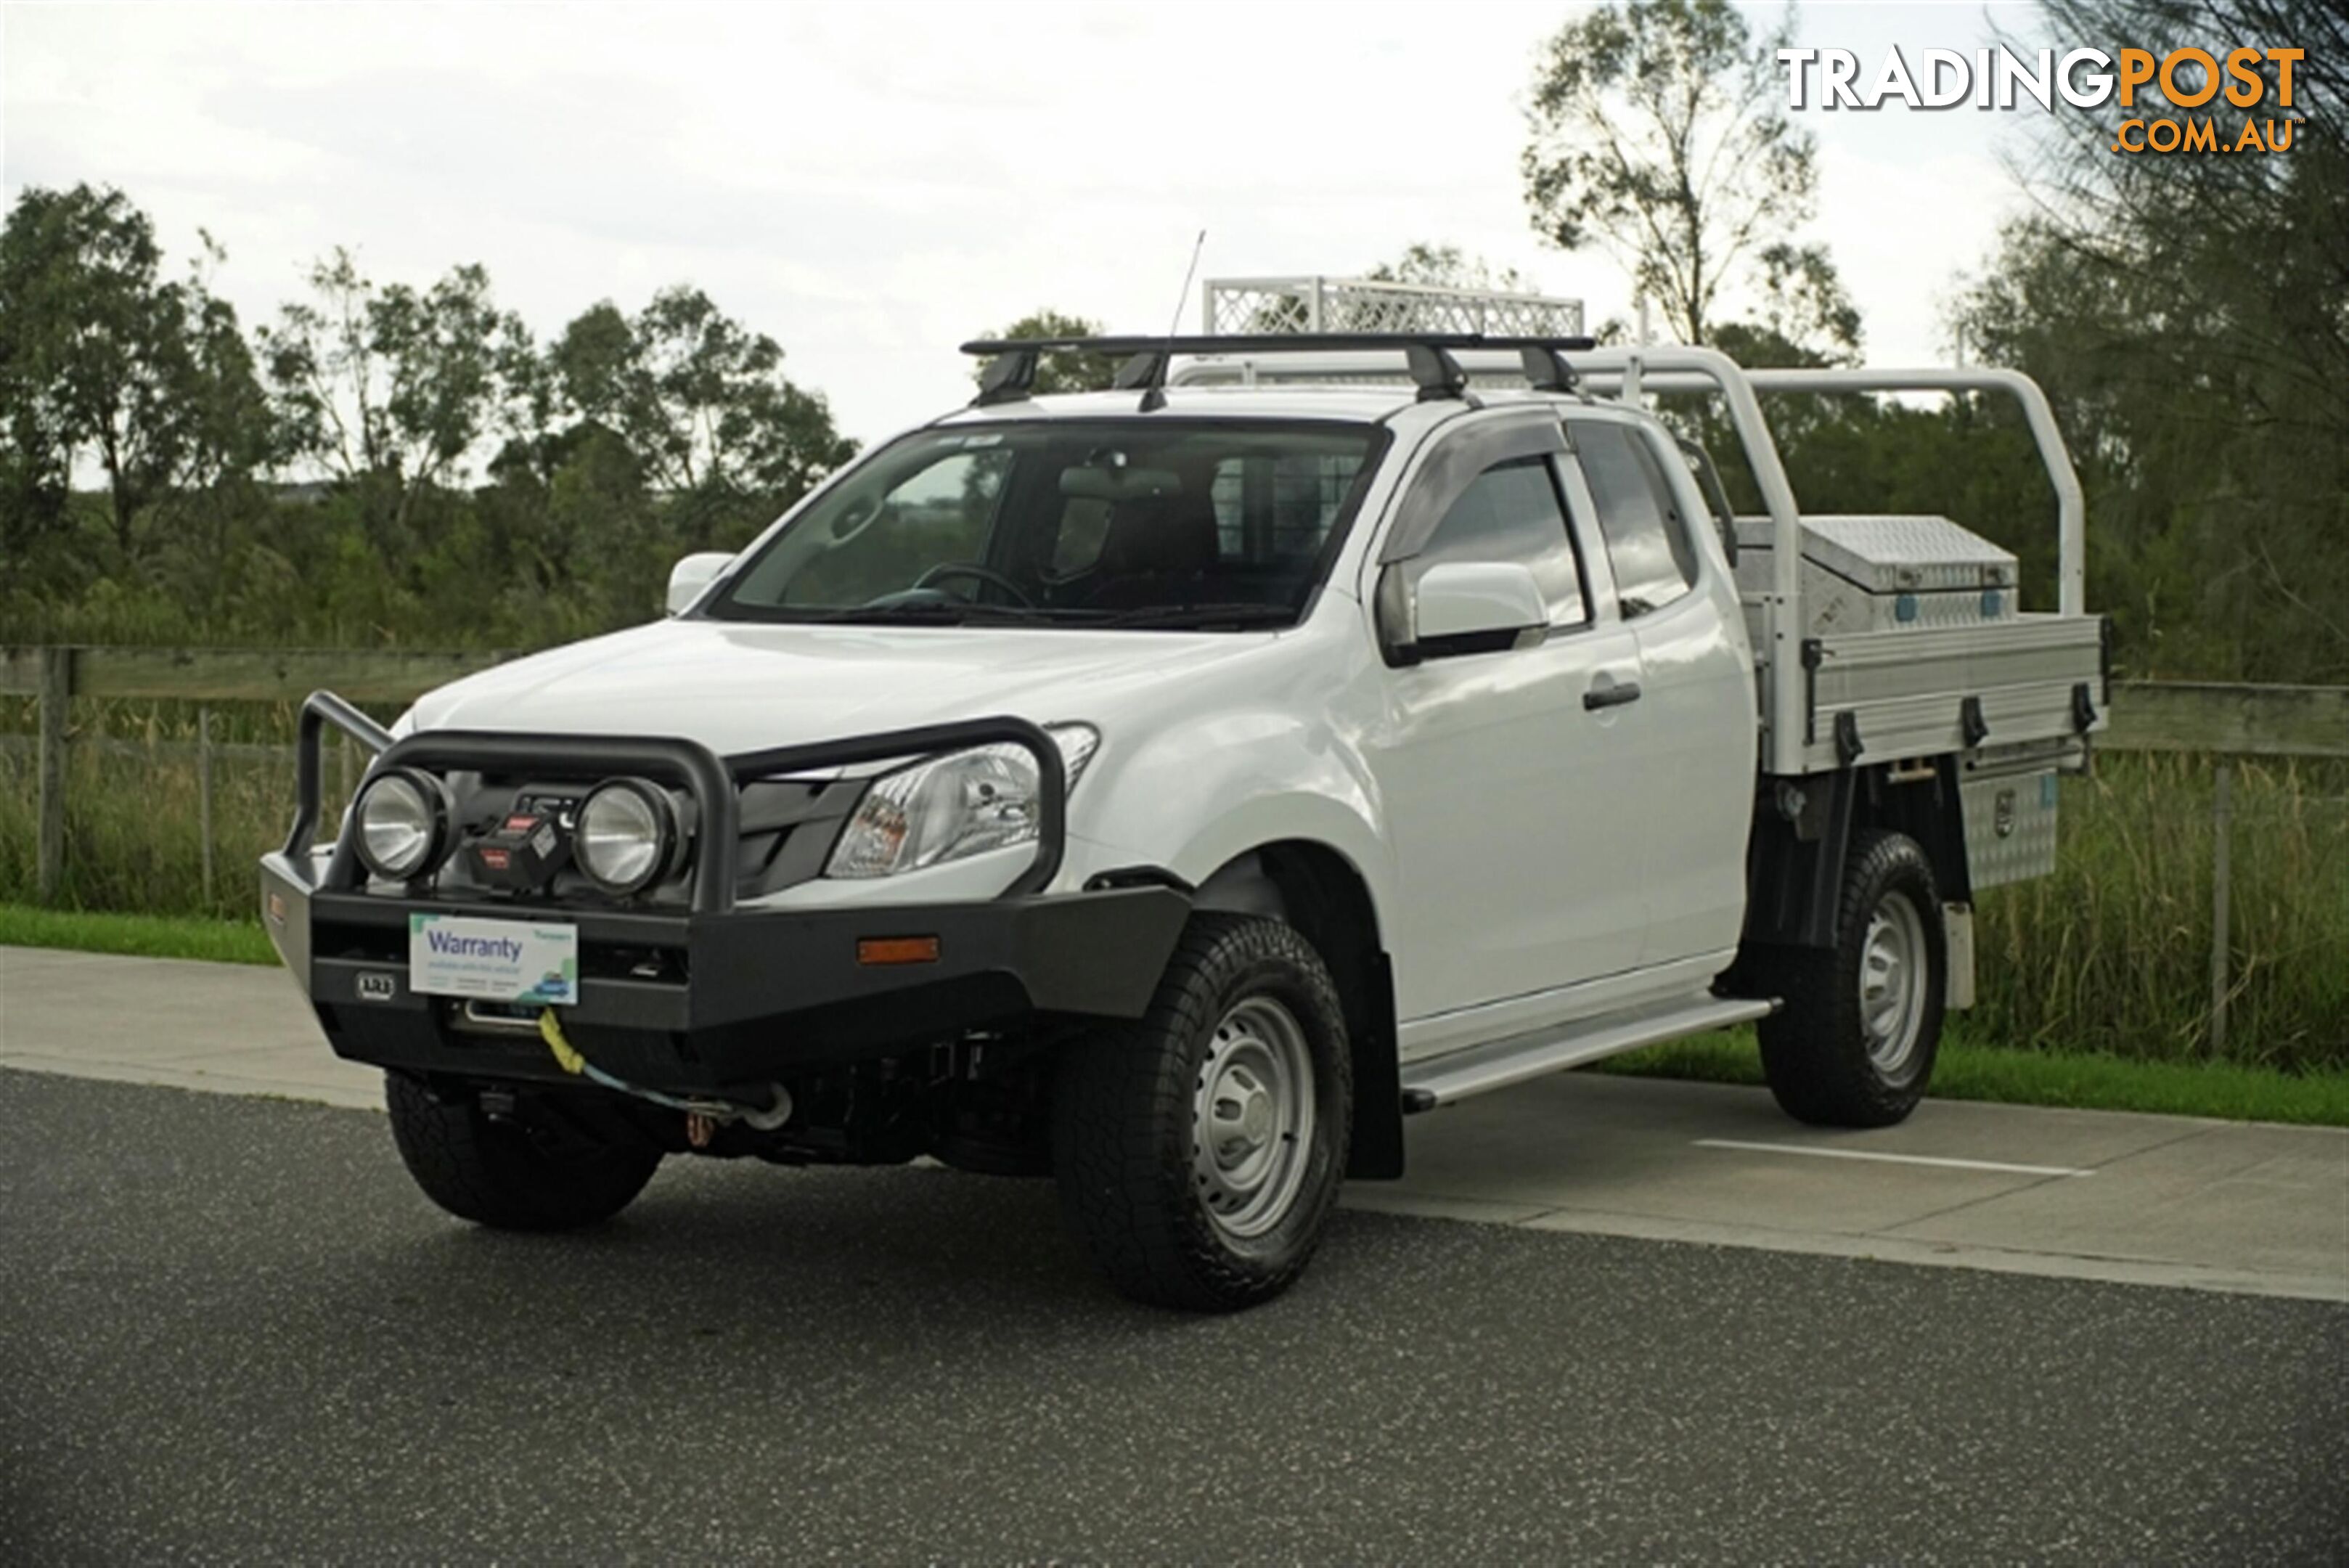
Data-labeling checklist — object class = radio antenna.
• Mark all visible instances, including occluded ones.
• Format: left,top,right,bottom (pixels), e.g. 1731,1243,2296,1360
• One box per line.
1168,229,1206,338
1123,229,1205,412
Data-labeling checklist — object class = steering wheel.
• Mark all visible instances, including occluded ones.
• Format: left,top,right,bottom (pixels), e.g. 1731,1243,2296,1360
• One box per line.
912,562,1035,608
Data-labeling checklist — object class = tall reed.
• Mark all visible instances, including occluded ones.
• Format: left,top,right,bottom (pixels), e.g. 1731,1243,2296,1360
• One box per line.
1972,754,2348,1070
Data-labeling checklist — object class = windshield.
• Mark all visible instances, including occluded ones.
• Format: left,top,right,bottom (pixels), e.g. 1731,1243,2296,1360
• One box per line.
706,420,1384,629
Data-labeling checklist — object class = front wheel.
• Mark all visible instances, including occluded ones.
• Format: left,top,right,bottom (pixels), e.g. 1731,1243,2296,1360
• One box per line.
1051,914,1352,1311
1753,828,1946,1127
386,1074,662,1230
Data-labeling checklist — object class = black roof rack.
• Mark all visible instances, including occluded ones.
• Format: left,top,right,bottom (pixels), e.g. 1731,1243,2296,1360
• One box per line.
958,332,1600,408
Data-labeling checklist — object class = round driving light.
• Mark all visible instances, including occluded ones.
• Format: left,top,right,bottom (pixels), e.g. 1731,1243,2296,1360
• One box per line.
576,777,680,896
354,768,450,882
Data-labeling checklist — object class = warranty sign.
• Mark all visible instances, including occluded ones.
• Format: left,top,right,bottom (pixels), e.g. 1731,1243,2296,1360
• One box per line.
409,914,579,1005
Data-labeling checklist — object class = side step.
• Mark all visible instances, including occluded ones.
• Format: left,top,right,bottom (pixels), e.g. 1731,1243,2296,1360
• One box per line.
1399,994,1776,1113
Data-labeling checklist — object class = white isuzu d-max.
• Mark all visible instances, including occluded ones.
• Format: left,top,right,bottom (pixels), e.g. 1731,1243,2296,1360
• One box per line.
261,318,2106,1310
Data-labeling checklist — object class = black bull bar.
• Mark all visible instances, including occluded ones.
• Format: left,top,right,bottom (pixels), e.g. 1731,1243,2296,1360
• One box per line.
260,693,1190,1094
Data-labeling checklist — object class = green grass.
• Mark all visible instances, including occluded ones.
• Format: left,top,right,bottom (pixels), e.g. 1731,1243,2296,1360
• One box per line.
0,905,278,965
1595,1026,2349,1127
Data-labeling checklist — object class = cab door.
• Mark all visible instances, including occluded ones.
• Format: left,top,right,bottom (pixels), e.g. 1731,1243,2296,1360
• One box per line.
1558,414,1757,968
1363,416,1651,1030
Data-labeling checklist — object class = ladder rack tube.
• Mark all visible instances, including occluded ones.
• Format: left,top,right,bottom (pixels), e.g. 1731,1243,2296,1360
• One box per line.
1580,365,2085,621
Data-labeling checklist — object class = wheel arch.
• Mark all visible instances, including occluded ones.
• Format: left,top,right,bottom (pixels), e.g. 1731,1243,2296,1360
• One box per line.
1195,838,1404,1180
1736,761,1972,956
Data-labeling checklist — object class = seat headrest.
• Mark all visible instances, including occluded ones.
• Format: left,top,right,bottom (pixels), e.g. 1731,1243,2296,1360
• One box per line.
1098,489,1219,578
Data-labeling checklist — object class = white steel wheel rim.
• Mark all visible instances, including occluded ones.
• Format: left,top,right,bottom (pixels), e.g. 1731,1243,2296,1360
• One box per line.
1191,996,1316,1241
1860,889,1929,1077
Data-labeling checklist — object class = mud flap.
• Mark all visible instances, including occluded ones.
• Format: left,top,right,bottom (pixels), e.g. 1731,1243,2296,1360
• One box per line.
1943,902,1976,1010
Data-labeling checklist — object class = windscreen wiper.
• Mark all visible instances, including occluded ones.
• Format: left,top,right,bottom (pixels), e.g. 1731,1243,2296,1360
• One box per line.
809,602,974,625
1099,603,1299,629
810,602,1103,627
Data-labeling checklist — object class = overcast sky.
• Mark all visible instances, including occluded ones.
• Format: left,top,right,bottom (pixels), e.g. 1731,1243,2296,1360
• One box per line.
4,1,2047,453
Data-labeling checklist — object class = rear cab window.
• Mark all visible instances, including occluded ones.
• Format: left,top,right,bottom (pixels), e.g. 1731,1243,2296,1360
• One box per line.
1569,420,1703,618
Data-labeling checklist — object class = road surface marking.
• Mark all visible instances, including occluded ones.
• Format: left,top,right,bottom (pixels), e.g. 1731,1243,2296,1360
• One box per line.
1693,1138,2093,1178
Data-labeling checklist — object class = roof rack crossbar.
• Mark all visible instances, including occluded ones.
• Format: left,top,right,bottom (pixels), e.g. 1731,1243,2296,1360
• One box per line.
957,333,1598,407
958,332,1598,357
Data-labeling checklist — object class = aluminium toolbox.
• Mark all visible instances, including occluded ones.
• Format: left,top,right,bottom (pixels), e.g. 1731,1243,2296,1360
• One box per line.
1734,514,2019,637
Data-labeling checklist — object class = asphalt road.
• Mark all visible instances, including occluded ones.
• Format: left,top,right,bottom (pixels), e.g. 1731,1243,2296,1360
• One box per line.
14,946,2346,1302
3,1071,2343,1564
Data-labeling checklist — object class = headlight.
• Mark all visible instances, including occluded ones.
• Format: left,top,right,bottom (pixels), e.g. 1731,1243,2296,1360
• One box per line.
354,768,452,881
825,724,1098,880
576,777,682,895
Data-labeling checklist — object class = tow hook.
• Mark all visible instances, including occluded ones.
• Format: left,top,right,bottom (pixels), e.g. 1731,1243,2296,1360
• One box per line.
740,1085,793,1131
687,1085,791,1148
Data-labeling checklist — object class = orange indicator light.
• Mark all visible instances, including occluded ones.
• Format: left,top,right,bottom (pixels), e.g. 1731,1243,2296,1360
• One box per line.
857,936,941,966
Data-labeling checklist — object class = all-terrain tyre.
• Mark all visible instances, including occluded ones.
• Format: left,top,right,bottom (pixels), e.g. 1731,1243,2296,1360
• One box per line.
1754,828,1945,1128
386,1074,661,1230
1051,913,1352,1312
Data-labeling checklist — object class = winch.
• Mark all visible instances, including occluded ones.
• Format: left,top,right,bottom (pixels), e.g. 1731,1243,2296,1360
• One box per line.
466,795,576,891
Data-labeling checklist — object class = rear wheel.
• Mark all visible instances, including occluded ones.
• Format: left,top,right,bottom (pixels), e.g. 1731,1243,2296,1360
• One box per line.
386,1074,661,1230
1051,914,1352,1311
1754,828,1945,1127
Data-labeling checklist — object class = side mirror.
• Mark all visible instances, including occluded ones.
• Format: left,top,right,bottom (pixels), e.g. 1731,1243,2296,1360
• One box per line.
666,552,734,616
1388,560,1548,661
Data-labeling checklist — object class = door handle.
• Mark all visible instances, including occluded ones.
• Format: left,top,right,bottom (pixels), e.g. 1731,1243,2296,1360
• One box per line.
1583,679,1643,711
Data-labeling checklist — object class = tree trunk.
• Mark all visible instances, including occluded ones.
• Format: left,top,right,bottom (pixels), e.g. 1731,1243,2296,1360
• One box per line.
99,428,136,559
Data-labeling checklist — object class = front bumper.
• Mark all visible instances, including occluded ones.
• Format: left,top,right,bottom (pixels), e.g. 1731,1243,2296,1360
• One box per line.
264,852,1188,1095
261,695,1190,1099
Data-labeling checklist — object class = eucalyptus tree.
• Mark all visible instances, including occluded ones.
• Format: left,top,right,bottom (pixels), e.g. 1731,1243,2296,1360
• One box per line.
258,249,533,546
0,184,270,567
555,286,856,515
1521,0,1855,359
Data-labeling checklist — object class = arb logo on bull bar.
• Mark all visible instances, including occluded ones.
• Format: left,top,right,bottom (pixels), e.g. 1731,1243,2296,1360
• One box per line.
1776,43,2308,156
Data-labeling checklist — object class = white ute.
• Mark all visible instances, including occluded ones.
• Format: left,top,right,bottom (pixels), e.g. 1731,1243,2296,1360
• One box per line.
260,279,2107,1310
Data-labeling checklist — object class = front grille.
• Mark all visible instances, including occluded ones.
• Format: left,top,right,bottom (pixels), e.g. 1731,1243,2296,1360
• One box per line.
735,777,860,898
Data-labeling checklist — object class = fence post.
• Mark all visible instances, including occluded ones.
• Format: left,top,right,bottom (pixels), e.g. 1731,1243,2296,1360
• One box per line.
198,704,216,909
36,648,73,905
2209,761,2234,1055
